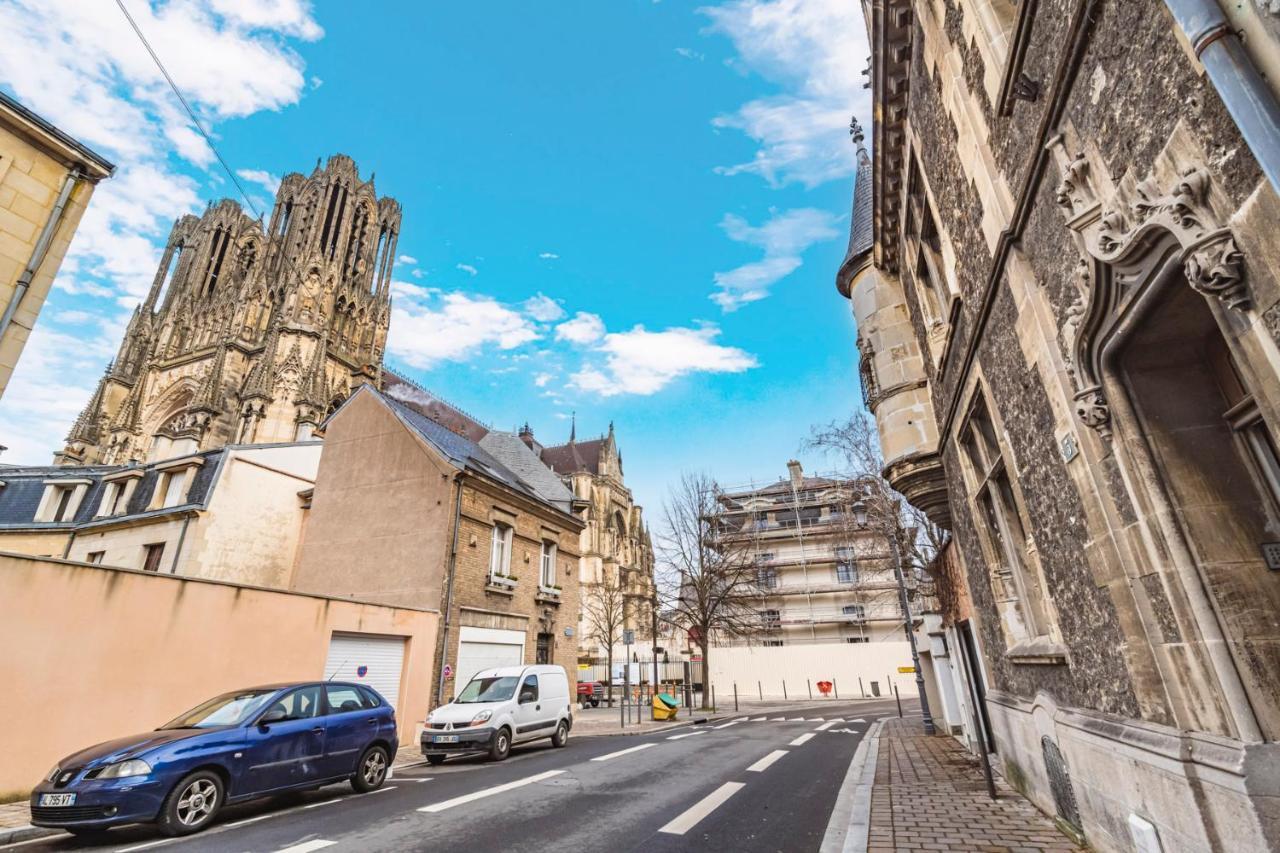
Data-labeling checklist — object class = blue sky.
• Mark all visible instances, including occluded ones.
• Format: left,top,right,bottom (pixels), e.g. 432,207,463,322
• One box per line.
0,0,871,515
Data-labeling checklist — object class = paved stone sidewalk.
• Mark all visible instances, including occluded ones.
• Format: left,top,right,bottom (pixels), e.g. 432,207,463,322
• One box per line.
869,718,1082,852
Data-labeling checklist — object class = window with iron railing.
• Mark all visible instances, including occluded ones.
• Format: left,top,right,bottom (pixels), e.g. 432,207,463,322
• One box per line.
836,562,858,583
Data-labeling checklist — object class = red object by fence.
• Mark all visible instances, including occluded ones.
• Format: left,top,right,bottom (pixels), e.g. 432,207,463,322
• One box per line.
817,680,833,696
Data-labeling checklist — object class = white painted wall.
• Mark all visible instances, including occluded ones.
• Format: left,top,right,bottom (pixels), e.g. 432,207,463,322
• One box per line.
705,641,918,700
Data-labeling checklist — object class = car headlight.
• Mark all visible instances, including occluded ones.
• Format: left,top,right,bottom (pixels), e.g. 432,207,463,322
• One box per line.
469,710,492,727
46,766,61,783
96,759,152,779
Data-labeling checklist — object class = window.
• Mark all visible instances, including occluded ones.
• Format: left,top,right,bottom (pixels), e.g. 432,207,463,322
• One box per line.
836,562,858,583
356,686,383,708
846,637,869,644
86,551,105,564
960,393,1051,643
142,542,166,573
536,632,552,665
162,471,187,507
324,685,366,715
834,546,853,561
489,523,513,579
757,568,778,588
540,540,557,588
762,639,785,647
904,158,951,328
761,609,781,628
53,487,74,522
519,675,539,702
96,478,135,517
269,685,322,721
755,552,775,564
843,604,866,620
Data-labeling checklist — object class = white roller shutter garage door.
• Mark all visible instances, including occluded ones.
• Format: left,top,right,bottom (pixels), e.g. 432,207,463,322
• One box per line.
325,632,406,710
454,627,525,691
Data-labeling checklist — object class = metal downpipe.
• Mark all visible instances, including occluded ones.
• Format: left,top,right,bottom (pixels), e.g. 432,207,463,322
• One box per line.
0,169,80,348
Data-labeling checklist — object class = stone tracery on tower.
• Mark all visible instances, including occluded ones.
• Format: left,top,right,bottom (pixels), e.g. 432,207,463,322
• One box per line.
58,154,398,465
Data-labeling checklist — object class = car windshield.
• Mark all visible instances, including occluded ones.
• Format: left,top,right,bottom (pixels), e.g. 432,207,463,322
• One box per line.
161,689,280,729
454,676,519,704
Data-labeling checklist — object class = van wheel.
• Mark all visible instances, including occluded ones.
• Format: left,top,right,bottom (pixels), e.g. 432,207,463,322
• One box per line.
488,727,511,761
590,699,599,708
551,720,569,748
426,754,447,766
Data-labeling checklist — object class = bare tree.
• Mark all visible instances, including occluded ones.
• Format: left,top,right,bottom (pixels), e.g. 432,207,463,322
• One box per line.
581,569,627,705
657,471,762,709
805,413,948,593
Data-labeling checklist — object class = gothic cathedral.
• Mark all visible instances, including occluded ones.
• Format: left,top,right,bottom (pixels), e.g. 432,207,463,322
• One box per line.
58,154,398,465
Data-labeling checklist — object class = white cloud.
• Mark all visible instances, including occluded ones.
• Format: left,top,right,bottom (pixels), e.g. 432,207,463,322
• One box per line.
534,373,554,387
675,47,705,61
51,309,96,325
388,291,539,369
411,268,425,279
555,312,606,345
457,263,478,276
538,251,559,259
571,324,757,396
700,0,868,188
711,207,838,310
236,168,281,194
0,0,321,461
398,254,418,265
524,293,565,323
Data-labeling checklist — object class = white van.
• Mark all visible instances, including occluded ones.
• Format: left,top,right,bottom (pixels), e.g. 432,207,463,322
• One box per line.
420,664,573,763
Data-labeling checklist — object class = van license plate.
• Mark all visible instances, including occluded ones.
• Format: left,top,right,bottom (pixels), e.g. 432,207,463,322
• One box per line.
432,735,459,744
39,794,76,807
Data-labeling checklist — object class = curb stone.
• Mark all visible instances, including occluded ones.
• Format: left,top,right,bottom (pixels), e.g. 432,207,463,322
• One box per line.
820,719,883,853
0,824,60,845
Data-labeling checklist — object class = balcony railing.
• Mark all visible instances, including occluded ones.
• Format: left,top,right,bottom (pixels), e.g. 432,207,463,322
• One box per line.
771,605,903,625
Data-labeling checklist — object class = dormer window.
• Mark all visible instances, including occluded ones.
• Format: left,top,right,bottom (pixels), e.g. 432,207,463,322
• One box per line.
35,479,92,523
148,456,205,511
95,470,144,518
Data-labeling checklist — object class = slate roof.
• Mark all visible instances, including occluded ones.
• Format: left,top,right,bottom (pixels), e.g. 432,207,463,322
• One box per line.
540,438,605,475
478,432,575,513
836,145,875,297
0,450,225,529
373,388,576,518
382,370,489,442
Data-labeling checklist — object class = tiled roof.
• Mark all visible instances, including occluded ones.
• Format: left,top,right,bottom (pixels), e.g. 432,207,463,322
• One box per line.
382,370,489,442
540,438,605,475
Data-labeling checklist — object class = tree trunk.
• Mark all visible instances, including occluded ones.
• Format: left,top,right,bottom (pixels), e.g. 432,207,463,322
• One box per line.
700,640,711,710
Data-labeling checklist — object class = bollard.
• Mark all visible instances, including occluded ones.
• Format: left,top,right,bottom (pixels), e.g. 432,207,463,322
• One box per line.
758,680,762,700
712,684,716,711
859,677,865,698
894,683,903,718
807,679,812,700
734,682,739,712
834,678,839,699
783,680,787,700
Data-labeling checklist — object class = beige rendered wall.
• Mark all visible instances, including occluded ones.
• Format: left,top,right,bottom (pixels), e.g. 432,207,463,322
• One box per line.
0,552,438,799
705,641,918,700
293,391,454,608
66,517,187,572
0,529,69,558
184,445,320,587
0,126,98,399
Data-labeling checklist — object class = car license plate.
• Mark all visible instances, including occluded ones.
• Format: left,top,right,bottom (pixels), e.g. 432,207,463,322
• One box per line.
432,735,459,744
39,793,76,807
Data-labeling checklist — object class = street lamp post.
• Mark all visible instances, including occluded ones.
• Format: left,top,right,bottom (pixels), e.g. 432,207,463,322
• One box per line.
853,498,936,736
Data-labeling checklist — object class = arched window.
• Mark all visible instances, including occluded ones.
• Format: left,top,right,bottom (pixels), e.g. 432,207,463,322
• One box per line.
204,227,230,296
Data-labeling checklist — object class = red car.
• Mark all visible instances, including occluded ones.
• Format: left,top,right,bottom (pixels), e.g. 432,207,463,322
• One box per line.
576,681,604,707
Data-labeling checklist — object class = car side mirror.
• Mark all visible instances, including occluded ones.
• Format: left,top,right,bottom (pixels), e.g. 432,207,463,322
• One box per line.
259,707,288,726
519,691,536,704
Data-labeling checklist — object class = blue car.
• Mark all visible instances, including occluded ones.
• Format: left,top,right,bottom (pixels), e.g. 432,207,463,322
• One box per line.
30,682,398,838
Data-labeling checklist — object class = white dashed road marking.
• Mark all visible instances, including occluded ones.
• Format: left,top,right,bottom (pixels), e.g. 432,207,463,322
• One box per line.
815,721,839,731
667,731,707,740
591,743,657,762
713,720,740,729
747,749,789,772
790,733,815,746
750,716,767,721
418,770,565,813
658,782,745,835
276,841,336,853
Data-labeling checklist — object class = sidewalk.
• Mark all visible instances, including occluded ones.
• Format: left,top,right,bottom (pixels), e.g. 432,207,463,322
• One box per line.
571,703,713,737
867,717,1082,852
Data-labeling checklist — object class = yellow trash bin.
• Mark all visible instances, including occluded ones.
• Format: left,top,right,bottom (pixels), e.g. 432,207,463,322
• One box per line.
653,692,679,721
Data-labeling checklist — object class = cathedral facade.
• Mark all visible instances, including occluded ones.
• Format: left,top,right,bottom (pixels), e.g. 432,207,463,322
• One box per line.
58,154,398,465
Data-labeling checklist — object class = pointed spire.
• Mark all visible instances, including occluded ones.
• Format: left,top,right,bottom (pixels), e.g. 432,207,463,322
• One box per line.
192,324,231,413
66,361,112,444
569,410,576,444
849,115,870,166
296,325,329,408
242,305,283,402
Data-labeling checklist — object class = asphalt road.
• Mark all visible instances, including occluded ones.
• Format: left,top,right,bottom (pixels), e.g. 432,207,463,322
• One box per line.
5,699,901,853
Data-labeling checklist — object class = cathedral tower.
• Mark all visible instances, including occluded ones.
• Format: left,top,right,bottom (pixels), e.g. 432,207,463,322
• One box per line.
58,154,399,465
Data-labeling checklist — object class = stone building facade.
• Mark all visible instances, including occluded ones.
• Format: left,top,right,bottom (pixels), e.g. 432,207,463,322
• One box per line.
58,153,397,466
840,1,1280,850
291,385,584,709
0,90,113,400
531,422,656,658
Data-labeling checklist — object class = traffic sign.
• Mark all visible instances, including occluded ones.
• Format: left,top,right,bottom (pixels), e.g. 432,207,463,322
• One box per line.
623,629,635,645
443,663,453,679
897,666,916,673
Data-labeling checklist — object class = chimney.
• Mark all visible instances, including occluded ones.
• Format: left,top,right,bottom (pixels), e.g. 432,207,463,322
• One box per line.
786,459,804,489
518,422,540,453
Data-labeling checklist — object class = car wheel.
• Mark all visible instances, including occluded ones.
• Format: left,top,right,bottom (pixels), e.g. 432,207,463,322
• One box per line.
351,745,389,793
426,754,447,766
488,727,512,762
551,720,569,748
157,770,223,837
590,699,599,708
